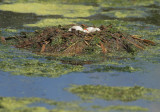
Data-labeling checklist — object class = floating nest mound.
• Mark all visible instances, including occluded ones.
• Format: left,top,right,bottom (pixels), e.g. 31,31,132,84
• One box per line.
1,24,156,56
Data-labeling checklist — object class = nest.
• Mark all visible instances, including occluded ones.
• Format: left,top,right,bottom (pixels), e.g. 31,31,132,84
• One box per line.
1,24,156,56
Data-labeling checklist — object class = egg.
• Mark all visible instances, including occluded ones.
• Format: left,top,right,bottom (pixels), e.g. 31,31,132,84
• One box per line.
68,26,84,32
86,27,100,33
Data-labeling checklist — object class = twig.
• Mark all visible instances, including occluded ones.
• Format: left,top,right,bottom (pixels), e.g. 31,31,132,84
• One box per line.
143,39,156,45
40,41,50,53
84,40,89,45
40,44,46,53
96,44,101,47
63,41,79,52
131,35,155,45
99,42,107,54
0,37,6,44
122,37,145,50
116,38,119,50
131,35,143,41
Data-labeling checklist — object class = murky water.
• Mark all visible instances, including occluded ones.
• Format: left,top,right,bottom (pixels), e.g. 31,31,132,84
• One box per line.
0,0,160,112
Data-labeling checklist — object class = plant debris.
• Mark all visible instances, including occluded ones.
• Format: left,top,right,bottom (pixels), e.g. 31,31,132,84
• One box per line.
1,24,156,56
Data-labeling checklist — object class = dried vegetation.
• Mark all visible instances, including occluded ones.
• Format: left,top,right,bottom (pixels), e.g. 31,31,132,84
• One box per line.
1,24,156,56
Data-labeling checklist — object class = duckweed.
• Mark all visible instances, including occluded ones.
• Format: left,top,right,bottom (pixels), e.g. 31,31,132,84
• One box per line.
0,96,150,112
0,97,50,112
99,105,148,112
0,97,87,112
101,10,148,18
0,45,83,77
100,0,159,7
25,18,88,27
2,0,159,7
0,3,97,18
85,65,140,73
0,59,83,77
0,0,160,112
68,85,160,102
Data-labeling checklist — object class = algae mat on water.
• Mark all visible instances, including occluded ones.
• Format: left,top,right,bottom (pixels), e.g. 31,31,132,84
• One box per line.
0,45,83,77
2,84,160,112
0,96,150,112
0,23,157,77
68,85,160,102
0,3,97,18
0,97,86,112
0,2,96,27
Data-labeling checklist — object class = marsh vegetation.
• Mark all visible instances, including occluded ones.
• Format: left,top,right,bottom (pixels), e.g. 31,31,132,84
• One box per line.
0,0,160,112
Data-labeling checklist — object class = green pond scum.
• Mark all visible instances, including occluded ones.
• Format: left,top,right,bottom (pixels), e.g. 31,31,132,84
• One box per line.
0,96,149,112
0,43,141,77
0,0,160,112
2,85,158,112
0,23,158,77
0,44,83,77
0,3,97,17
0,96,85,112
0,0,159,28
0,0,159,77
68,85,160,102
2,23,153,75
95,105,148,112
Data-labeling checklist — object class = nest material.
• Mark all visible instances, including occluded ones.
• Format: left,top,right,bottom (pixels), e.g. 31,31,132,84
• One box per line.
2,25,155,56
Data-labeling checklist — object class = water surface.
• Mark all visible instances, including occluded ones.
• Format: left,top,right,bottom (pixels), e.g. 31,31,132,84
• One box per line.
0,0,160,112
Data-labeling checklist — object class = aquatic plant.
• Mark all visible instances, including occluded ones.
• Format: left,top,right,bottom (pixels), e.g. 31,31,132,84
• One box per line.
68,85,160,102
98,105,148,112
0,96,149,112
0,3,97,18
0,96,91,112
0,45,83,77
25,18,88,27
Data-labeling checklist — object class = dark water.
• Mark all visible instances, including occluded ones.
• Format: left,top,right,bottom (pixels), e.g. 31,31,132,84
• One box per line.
0,0,160,112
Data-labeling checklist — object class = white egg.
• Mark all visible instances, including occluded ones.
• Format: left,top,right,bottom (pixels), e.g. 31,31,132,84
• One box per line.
94,28,100,31
86,27,100,33
86,27,94,33
68,26,100,33
68,26,84,32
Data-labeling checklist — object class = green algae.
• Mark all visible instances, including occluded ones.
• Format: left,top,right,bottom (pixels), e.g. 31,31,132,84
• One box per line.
0,1,160,112
0,3,97,18
0,59,83,77
100,0,160,8
137,44,160,63
0,96,150,112
1,0,102,6
0,97,50,112
0,45,83,77
0,2,96,27
0,28,19,38
0,97,88,112
99,105,148,112
25,18,88,27
2,0,160,7
68,85,160,102
0,0,160,29
4,29,18,33
101,10,148,18
85,65,140,73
